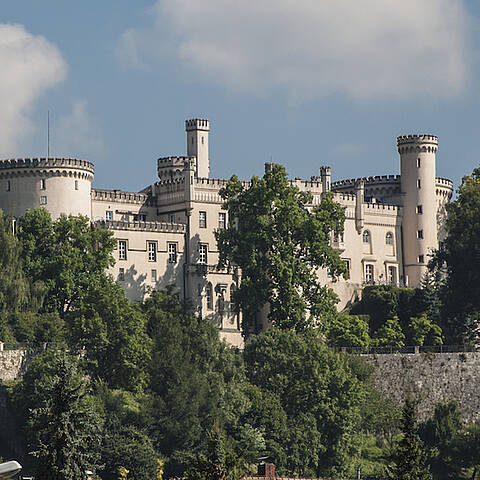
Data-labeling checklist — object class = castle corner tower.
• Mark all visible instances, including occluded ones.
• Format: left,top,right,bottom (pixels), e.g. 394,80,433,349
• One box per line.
398,134,438,287
186,118,210,178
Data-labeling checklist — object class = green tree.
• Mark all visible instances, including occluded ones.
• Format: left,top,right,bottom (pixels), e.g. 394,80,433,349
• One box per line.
326,314,371,349
22,351,102,480
216,164,346,333
453,421,480,480
186,423,246,480
17,209,116,317
244,328,363,477
409,314,443,346
419,401,463,480
372,317,405,349
431,167,480,343
387,399,431,480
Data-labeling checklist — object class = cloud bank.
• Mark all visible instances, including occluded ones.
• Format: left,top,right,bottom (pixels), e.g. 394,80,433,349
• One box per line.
0,24,67,156
118,0,471,101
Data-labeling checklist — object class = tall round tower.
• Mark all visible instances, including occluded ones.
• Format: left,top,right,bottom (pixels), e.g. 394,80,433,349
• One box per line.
397,134,438,287
0,157,94,220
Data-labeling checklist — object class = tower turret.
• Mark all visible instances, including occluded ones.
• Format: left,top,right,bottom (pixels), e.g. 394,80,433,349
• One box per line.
186,118,210,178
398,134,438,287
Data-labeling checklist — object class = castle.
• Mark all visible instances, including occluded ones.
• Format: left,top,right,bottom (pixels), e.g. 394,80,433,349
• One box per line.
0,119,453,346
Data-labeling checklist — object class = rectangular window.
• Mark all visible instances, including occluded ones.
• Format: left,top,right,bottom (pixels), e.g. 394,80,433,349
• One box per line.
365,264,374,284
199,211,207,228
105,211,113,221
388,266,397,285
218,212,226,229
417,205,423,214
151,269,157,282
40,179,46,190
75,180,79,190
169,214,175,223
118,240,127,260
417,158,421,168
198,244,208,264
40,196,47,205
6,180,10,192
417,230,424,239
168,243,177,263
118,268,125,281
134,213,147,221
343,259,351,276
148,242,157,262
418,255,425,264
417,179,421,189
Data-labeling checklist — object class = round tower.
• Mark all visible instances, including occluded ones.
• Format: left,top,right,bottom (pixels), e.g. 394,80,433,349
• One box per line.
186,118,210,178
0,157,94,220
397,134,438,287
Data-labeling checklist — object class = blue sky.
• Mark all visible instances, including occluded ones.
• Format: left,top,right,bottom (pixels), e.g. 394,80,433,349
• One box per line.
2,0,480,192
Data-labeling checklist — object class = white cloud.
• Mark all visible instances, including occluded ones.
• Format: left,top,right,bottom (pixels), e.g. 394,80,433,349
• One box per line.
0,24,67,156
117,0,472,101
54,100,105,160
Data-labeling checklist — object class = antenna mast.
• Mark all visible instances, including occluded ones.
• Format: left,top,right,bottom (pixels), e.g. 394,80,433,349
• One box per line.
47,110,50,158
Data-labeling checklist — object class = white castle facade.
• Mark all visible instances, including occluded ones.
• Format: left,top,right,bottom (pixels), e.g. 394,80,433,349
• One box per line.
0,119,453,347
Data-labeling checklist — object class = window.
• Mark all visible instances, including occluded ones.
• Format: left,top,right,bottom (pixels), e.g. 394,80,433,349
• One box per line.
363,230,371,243
197,284,202,296
417,205,423,214
151,269,157,282
386,232,393,245
343,259,351,276
417,230,424,239
168,243,177,263
169,214,175,223
199,211,207,228
201,136,204,145
388,266,397,285
230,284,236,312
134,213,146,221
418,255,425,264
417,158,421,168
118,240,127,260
198,244,208,264
118,268,125,281
105,211,113,221
6,180,10,192
365,264,374,284
40,179,46,190
40,196,47,205
218,212,226,229
206,282,213,310
148,242,156,262
75,180,79,190
417,179,421,189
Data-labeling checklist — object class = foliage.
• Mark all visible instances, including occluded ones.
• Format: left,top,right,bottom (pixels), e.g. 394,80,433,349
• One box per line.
453,421,480,480
419,401,463,480
431,167,480,343
386,399,432,480
25,351,102,480
17,209,116,317
326,314,371,349
216,164,346,333
67,278,152,393
372,317,405,349
409,314,443,346
244,328,363,477
185,423,246,480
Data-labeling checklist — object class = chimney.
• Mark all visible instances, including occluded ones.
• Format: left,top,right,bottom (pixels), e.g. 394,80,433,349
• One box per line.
258,463,275,479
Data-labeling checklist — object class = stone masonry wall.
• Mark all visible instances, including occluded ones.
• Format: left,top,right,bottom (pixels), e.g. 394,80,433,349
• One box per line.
0,349,37,382
363,352,480,422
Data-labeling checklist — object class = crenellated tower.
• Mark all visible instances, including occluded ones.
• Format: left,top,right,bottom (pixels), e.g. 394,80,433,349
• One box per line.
398,134,438,287
186,118,210,178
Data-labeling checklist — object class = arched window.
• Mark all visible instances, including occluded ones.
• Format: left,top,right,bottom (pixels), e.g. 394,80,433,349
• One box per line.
206,282,213,310
386,232,393,245
363,230,371,243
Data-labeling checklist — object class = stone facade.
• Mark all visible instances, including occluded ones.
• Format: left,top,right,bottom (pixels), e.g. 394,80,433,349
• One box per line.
0,120,453,347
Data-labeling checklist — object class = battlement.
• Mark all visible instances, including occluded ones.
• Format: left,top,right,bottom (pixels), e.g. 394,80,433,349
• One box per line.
185,118,209,131
397,134,438,146
332,175,401,190
0,157,94,173
92,189,152,205
157,156,195,167
364,203,400,212
94,219,186,233
436,177,453,187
